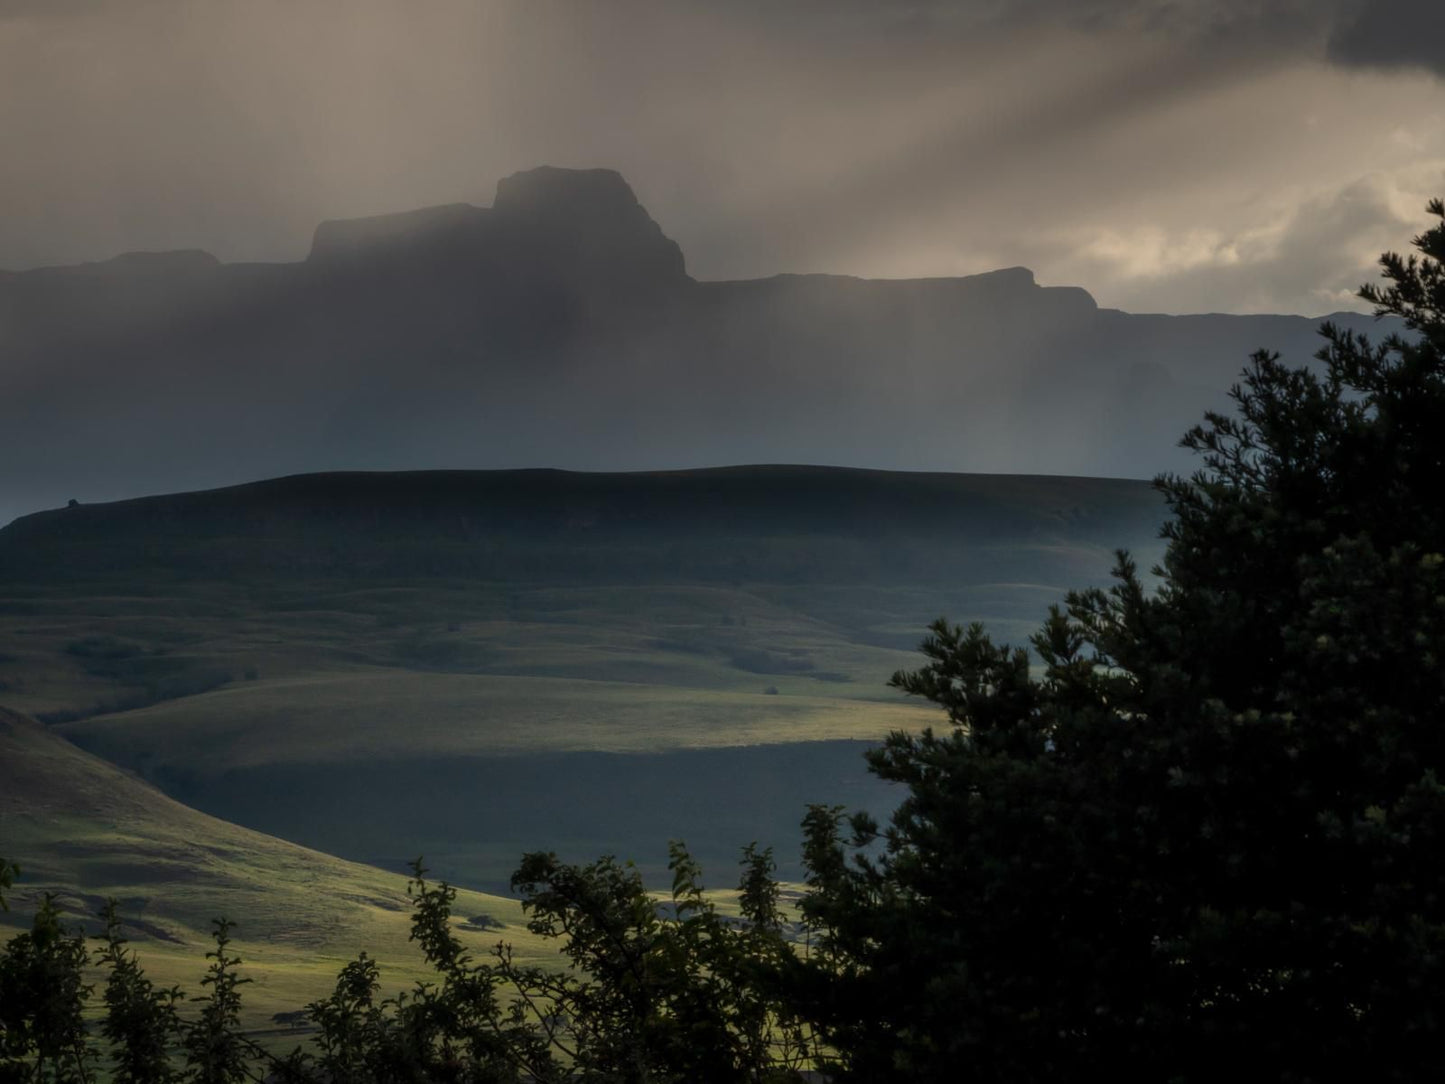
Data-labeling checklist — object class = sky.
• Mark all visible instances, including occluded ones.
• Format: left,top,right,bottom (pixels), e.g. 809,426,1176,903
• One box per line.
1,0,1444,315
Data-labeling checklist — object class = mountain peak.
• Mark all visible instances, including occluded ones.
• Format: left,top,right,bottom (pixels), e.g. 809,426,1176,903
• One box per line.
493,166,642,217
986,266,1035,287
305,165,687,286
491,165,688,284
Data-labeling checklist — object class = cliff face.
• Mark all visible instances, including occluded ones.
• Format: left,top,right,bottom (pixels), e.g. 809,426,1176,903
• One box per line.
305,167,687,292
0,166,1391,523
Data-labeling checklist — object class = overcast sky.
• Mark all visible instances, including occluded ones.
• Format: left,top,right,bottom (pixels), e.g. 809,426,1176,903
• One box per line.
2,0,1443,314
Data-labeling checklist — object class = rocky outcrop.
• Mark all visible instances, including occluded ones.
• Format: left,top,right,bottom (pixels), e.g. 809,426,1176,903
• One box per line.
305,166,687,292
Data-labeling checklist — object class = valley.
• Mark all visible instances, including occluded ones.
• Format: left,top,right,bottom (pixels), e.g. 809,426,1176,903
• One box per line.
0,465,1166,897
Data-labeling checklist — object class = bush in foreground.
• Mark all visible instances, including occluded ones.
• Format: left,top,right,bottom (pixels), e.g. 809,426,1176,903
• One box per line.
0,850,810,1083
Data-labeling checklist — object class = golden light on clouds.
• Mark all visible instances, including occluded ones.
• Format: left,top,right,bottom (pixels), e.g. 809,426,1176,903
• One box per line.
0,1,1443,313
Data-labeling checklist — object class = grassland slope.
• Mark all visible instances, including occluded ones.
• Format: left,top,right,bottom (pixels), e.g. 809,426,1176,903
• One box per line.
0,705,541,1027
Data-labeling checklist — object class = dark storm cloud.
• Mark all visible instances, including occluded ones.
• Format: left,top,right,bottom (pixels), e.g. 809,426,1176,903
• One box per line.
757,0,1445,77
4,0,1437,74
740,1,1323,46
1327,0,1445,76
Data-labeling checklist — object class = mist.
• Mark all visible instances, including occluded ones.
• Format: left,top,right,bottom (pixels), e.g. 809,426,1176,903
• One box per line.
0,165,1399,527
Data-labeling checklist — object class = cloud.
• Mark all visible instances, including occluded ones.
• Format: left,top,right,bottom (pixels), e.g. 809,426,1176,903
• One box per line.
0,0,164,19
0,0,96,16
727,1,1330,53
1327,0,1445,76
753,1,1444,77
0,0,1443,315
1055,165,1445,314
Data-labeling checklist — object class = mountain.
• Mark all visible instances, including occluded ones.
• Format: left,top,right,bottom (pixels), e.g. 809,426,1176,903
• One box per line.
0,166,1392,526
0,464,1164,581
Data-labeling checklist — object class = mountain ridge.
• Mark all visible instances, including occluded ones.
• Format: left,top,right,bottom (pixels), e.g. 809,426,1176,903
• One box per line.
0,165,1398,525
0,465,1165,585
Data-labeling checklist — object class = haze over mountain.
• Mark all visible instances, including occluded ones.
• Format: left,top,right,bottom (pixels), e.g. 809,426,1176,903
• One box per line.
0,165,1394,527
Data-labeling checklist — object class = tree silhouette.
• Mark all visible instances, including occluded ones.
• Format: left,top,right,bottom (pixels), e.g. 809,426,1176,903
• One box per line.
795,201,1445,1082
0,860,15,913
0,895,93,1083
94,900,182,1084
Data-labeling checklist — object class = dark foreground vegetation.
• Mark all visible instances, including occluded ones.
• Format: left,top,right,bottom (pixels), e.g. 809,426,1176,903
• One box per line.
5,203,1445,1081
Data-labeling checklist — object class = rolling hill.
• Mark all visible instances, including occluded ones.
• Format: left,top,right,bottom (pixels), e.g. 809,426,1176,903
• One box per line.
0,465,1166,889
0,705,544,1032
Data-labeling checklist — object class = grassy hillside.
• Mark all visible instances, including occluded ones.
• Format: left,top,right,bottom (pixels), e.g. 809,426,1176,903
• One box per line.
0,466,1165,712
0,466,1167,887
0,706,548,1033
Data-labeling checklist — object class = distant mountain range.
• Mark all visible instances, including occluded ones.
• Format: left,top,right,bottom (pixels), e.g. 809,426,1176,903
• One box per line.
0,166,1394,523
